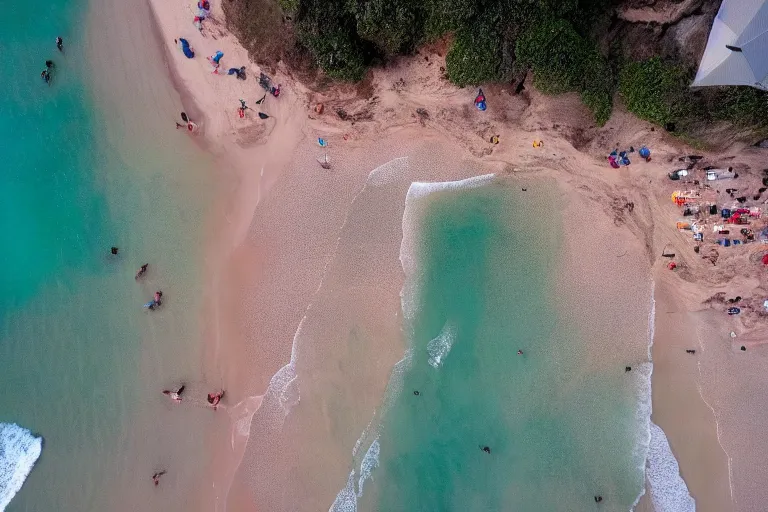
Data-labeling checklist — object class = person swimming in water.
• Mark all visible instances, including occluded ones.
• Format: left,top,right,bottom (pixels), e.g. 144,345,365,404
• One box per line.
152,470,166,486
145,290,163,310
135,263,149,280
56,36,63,52
207,390,225,409
162,385,185,402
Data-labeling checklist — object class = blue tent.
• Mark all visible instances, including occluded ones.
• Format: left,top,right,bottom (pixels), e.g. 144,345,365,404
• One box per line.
179,38,194,59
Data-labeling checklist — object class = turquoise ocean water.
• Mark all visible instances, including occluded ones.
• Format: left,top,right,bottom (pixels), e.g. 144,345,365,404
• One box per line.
0,0,216,510
334,178,651,511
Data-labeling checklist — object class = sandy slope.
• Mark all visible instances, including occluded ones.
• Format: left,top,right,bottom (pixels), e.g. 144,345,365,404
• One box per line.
145,1,768,511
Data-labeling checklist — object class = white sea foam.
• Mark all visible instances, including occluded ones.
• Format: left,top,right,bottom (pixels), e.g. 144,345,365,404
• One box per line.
633,282,693,512
631,282,656,510
329,438,381,512
647,422,696,512
0,423,42,512
356,439,380,497
329,471,357,512
426,321,456,368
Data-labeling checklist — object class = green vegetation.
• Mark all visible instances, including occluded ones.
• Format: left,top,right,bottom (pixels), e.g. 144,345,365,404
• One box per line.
618,57,692,127
617,57,768,137
226,0,768,133
446,13,506,86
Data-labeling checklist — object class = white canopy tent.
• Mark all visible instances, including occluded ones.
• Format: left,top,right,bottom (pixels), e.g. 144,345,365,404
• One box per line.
692,0,768,90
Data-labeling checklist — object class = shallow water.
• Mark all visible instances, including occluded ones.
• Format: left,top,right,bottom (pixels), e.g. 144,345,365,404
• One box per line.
344,177,651,511
0,0,218,510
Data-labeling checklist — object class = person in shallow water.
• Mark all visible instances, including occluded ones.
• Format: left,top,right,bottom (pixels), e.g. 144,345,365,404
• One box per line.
56,36,63,52
207,390,225,409
152,470,166,486
111,246,119,255
41,69,51,84
144,290,163,310
135,263,149,280
594,495,603,503
481,446,491,454
163,385,185,402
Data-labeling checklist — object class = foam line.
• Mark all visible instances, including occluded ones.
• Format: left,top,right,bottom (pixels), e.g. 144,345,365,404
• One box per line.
0,423,42,512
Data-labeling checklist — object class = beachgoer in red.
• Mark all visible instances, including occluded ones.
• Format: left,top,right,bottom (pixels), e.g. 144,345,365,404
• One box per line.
207,391,224,409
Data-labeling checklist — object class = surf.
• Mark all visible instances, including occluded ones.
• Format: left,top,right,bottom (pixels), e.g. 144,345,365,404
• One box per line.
0,424,42,512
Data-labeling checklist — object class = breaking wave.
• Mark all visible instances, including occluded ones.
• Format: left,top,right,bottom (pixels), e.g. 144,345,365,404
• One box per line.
647,422,696,512
426,321,456,369
0,423,42,512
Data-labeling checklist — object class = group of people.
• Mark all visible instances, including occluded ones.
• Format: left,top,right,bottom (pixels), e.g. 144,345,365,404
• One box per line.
111,250,226,487
40,37,63,85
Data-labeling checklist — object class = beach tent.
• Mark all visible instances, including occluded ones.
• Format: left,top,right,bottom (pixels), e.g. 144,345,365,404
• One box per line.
692,0,768,90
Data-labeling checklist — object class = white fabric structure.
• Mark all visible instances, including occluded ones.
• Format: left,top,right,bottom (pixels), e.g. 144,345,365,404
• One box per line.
692,0,768,90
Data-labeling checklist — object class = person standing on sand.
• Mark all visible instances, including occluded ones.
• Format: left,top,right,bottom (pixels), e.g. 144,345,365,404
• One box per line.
152,470,166,486
163,384,185,402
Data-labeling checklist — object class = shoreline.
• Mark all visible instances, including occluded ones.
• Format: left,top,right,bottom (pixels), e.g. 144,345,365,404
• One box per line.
144,0,768,510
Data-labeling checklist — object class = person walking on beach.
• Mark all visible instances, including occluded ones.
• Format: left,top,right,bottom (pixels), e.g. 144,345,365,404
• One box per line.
56,36,63,52
237,99,248,118
163,385,185,402
152,470,166,486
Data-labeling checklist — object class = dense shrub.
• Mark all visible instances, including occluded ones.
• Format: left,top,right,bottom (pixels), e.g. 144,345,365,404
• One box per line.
446,16,505,86
515,19,584,93
296,0,368,80
710,87,768,129
423,0,478,38
299,27,367,81
348,0,423,54
579,48,614,125
516,18,613,124
618,57,693,127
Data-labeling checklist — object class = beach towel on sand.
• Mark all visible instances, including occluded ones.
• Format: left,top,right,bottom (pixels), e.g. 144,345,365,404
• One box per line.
178,38,194,58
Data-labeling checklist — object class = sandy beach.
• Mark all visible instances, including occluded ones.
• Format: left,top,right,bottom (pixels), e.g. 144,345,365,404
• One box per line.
130,0,768,510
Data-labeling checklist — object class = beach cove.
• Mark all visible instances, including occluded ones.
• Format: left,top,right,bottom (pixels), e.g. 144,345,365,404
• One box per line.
3,0,768,511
